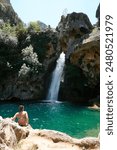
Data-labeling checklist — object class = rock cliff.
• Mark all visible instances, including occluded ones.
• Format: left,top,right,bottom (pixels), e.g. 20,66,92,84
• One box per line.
0,29,59,100
0,0,22,25
58,9,100,103
0,0,60,101
0,117,100,150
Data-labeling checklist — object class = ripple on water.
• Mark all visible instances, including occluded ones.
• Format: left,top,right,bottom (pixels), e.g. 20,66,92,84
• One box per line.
0,102,100,138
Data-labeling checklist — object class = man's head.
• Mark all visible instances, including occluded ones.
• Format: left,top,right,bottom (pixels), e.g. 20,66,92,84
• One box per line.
19,105,24,112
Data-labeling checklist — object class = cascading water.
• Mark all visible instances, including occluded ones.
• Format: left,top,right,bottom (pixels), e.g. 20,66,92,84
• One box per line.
46,52,65,100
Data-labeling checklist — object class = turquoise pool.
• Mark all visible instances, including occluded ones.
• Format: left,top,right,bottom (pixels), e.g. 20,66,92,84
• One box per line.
0,101,100,138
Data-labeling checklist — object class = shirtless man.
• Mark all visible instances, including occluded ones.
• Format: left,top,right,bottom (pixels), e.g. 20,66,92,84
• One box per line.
12,105,29,126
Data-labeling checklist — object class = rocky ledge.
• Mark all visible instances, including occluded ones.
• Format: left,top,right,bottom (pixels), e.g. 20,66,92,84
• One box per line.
0,117,99,150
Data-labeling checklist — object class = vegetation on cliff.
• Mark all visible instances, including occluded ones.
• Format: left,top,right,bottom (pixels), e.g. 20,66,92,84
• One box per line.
0,20,59,100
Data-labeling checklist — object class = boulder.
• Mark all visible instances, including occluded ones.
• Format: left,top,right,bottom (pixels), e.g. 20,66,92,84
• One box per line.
0,118,30,149
57,12,93,54
0,118,100,150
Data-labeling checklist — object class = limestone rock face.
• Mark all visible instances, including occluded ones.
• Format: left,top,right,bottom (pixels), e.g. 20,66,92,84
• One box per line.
57,12,93,56
0,118,30,150
0,0,59,101
0,0,22,25
0,30,59,100
57,10,100,103
0,118,100,150
70,27,100,87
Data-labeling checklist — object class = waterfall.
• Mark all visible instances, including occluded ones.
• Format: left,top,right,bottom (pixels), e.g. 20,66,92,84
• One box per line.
46,52,65,100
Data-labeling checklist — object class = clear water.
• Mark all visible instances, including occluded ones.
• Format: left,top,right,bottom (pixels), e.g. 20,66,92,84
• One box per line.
0,102,100,138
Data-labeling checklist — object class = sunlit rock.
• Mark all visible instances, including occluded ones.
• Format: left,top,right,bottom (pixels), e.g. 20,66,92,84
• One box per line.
0,118,100,150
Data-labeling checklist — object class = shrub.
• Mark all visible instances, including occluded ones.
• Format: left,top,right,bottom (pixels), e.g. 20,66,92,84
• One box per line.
28,21,40,33
0,22,16,36
18,63,30,76
21,45,40,66
15,23,27,40
18,45,42,77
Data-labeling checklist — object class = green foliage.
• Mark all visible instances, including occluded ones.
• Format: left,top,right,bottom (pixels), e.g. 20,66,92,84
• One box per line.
0,22,28,39
15,23,27,39
18,45,42,77
0,22,16,36
28,21,40,33
21,45,40,66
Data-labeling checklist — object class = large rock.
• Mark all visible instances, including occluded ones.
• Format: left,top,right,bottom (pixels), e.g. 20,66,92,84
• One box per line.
57,11,100,103
0,118,100,150
70,27,100,87
0,0,22,25
0,117,30,150
57,12,93,55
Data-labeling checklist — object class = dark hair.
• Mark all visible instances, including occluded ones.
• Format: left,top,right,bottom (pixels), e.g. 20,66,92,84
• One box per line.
19,105,24,112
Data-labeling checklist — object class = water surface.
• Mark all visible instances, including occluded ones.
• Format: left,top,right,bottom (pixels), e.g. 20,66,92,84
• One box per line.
0,102,100,138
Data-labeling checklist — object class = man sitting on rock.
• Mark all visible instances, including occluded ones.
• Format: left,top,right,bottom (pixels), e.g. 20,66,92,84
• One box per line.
12,105,29,126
